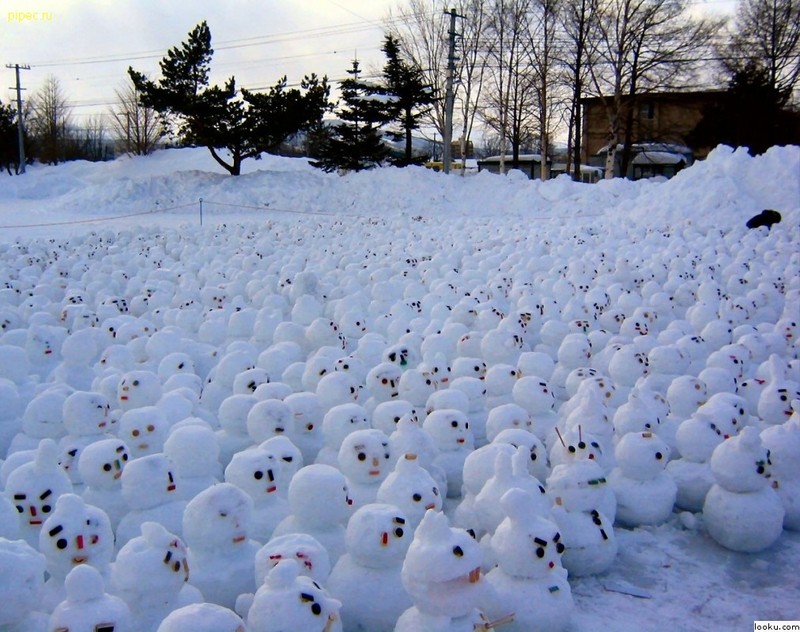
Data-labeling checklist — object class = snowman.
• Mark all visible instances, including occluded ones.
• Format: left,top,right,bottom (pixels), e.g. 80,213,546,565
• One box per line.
327,503,412,631
0,538,48,632
285,391,325,465
396,509,489,632
377,453,443,529
666,410,737,512
245,559,342,632
116,370,163,412
363,362,402,414
48,565,132,632
423,408,474,498
484,403,533,443
388,413,447,495
116,454,187,547
58,390,114,489
483,488,573,632
8,386,70,454
111,521,203,632
0,494,21,539
254,532,332,588
546,459,617,577
760,401,800,530
315,403,371,467
78,438,130,531
224,447,289,542
493,427,550,482
5,437,73,547
703,426,784,553
455,442,517,533
117,406,170,460
271,464,353,564
449,376,489,447
337,428,393,509
244,396,292,447
156,602,247,632
182,483,261,609
756,354,800,427
39,493,115,612
474,447,551,538
511,375,558,445
163,423,223,501
608,431,676,527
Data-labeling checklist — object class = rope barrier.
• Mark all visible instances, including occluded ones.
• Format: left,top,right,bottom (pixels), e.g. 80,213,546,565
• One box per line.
0,202,196,229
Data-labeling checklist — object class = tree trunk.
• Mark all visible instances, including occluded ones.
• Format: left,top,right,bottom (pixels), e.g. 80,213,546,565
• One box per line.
207,146,239,176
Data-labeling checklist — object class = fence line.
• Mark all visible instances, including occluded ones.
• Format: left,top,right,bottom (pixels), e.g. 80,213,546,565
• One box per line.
0,202,196,229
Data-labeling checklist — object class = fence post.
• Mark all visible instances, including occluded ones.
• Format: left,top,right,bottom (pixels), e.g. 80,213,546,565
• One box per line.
199,198,203,226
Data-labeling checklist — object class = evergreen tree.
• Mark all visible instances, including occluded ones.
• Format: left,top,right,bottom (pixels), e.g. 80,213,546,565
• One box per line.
380,34,438,166
1,100,19,175
312,59,391,172
129,21,331,175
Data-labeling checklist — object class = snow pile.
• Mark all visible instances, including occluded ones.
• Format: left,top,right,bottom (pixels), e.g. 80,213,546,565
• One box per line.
0,144,798,632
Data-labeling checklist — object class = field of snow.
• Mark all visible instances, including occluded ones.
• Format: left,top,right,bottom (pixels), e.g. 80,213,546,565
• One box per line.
0,145,798,632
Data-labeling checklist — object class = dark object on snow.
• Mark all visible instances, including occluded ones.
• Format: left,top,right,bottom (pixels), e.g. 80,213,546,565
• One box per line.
746,209,782,230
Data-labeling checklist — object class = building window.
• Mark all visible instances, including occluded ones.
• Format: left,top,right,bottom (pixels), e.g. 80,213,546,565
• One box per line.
639,101,655,120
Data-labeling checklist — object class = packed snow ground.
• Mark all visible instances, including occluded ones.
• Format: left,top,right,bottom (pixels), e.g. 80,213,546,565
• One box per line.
0,145,798,631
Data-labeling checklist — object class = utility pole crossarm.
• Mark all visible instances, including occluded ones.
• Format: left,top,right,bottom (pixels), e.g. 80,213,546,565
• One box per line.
6,63,31,174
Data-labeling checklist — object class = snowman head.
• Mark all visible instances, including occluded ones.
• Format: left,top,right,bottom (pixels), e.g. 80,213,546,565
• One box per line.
0,538,46,626
117,370,162,411
78,438,130,490
492,488,565,579
6,438,72,531
246,398,295,444
157,602,246,632
183,483,253,551
423,409,473,452
377,453,442,527
614,431,670,480
118,406,168,458
512,376,556,414
321,403,370,451
401,509,482,617
255,532,331,586
63,390,111,436
485,403,532,442
248,559,340,632
39,493,114,579
287,464,351,527
710,426,775,493
112,521,189,595
225,448,281,500
338,429,392,485
121,454,179,511
345,503,411,568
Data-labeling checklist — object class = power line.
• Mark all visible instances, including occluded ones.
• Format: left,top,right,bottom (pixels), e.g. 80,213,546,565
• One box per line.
5,63,30,174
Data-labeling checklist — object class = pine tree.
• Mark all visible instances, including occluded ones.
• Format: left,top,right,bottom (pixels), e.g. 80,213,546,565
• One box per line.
312,59,391,172
130,21,331,175
1,100,19,175
380,34,438,166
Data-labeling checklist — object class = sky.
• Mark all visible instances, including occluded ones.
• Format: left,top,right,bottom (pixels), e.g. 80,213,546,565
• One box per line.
2,0,739,129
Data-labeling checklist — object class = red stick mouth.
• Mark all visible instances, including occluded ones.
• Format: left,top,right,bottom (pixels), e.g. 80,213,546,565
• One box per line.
267,486,277,494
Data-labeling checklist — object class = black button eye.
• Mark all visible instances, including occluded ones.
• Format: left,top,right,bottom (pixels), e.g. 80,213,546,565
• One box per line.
556,542,565,553
42,505,51,513
103,463,112,471
413,493,422,502
254,471,263,480
358,452,366,461
453,545,463,557
56,538,67,549
395,528,404,538
451,421,458,428
311,603,322,615
536,547,545,558
655,452,663,460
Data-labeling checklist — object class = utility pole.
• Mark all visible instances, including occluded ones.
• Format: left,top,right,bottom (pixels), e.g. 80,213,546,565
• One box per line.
6,63,30,174
443,8,461,175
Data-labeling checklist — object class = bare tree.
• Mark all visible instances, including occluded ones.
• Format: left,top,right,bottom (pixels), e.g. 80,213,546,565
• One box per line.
387,0,449,138
587,0,721,178
526,0,562,179
77,115,109,162
29,75,72,165
109,76,165,155
722,0,800,105
482,0,539,169
559,0,598,179
454,0,489,169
